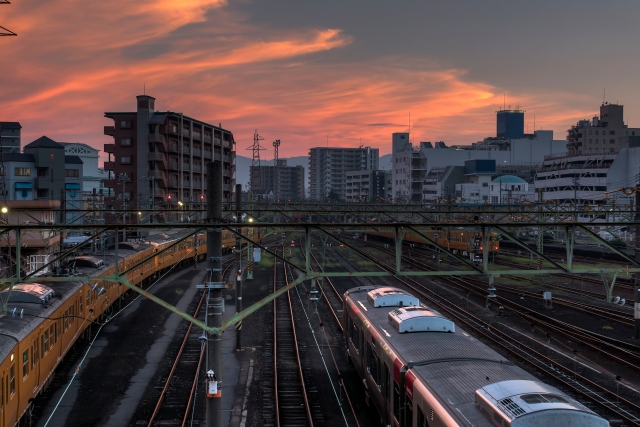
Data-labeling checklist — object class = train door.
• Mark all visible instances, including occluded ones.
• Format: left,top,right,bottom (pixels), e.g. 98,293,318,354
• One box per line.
4,358,17,426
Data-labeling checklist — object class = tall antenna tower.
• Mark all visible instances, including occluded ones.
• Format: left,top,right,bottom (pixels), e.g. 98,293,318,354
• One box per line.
1,1,17,36
247,130,266,193
273,139,281,200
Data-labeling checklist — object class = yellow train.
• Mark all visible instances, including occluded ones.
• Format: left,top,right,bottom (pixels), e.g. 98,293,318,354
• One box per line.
366,228,499,260
0,227,260,426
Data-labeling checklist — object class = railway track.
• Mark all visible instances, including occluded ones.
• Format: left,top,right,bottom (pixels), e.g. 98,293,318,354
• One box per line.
365,241,640,365
145,259,234,427
273,248,316,427
326,244,640,425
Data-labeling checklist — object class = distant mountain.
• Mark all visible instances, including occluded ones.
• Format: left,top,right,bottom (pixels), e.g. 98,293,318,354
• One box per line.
236,153,392,193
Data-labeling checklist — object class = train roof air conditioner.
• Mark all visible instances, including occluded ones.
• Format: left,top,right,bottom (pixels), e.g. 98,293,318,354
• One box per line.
367,287,418,307
388,306,454,333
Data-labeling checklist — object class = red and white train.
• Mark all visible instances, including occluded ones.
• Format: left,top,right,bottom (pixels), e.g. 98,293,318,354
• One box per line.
343,286,608,427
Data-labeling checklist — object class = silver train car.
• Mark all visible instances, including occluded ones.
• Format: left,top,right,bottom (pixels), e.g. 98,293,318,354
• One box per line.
343,286,608,427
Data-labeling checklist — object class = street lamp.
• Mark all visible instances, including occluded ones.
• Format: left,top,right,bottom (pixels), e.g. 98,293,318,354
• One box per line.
178,201,184,223
1,207,7,214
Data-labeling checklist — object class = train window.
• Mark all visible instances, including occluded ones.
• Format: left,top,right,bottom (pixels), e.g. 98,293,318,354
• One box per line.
383,364,390,402
42,331,49,357
32,340,38,368
418,407,427,427
86,290,90,308
50,324,56,347
393,381,400,421
22,350,28,379
405,399,413,427
359,330,364,356
0,377,2,410
9,365,15,395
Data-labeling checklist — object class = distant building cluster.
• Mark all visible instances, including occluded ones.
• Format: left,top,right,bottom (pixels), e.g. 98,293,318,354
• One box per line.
390,102,640,206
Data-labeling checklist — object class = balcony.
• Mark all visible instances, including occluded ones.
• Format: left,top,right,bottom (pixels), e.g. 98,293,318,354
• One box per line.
149,152,165,161
182,163,190,171
214,152,221,160
149,134,165,144
223,184,230,191
193,148,201,156
204,135,212,143
104,161,115,170
182,129,190,137
193,132,202,140
204,151,212,159
223,155,230,162
104,126,115,136
170,144,179,152
104,144,115,153
182,180,190,186
193,165,201,172
149,170,165,180
170,180,178,188
182,147,190,154
169,162,178,170
152,188,164,197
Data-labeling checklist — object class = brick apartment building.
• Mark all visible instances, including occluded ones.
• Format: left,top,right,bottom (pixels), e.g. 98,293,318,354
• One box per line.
103,95,236,210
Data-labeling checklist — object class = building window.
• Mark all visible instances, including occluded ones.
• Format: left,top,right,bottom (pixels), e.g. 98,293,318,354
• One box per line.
65,169,79,178
595,139,598,143
121,156,132,164
595,130,598,135
589,130,592,135
22,351,28,379
610,131,615,135
121,138,131,146
589,139,592,143
37,168,48,177
14,168,30,176
120,120,131,128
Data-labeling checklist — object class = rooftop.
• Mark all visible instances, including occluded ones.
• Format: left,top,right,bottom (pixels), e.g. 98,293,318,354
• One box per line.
492,175,526,184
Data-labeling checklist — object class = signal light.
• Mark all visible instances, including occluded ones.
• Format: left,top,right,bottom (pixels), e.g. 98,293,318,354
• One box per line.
167,194,172,201
200,194,205,200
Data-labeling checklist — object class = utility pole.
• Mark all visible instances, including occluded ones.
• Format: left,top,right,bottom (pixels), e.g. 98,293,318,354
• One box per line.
235,183,243,351
206,161,223,426
635,170,640,339
247,130,266,195
273,139,281,200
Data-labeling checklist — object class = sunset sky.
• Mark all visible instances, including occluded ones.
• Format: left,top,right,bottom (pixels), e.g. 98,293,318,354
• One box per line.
2,0,640,163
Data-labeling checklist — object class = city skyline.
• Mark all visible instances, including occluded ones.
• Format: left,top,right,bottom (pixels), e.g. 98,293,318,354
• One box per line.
2,0,640,163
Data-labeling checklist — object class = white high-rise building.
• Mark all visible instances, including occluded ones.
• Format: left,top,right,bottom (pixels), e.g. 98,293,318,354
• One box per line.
308,147,379,200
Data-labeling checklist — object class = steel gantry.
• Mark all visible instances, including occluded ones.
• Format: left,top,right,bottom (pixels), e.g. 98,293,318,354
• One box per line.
1,200,639,334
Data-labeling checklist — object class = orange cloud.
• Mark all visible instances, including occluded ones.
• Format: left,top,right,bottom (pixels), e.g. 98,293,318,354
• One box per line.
0,0,590,166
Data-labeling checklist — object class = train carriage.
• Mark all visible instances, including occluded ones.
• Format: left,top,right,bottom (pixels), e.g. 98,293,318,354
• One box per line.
344,286,607,427
0,227,261,426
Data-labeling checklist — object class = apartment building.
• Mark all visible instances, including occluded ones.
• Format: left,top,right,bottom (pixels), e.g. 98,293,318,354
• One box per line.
0,122,21,153
566,103,640,155
2,136,83,202
345,169,391,202
250,160,305,201
103,94,236,209
308,147,379,200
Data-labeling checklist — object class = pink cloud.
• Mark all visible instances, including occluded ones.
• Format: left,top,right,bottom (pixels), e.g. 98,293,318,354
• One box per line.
0,0,586,165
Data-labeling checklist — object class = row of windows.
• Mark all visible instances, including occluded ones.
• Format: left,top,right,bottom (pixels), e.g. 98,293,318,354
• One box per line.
587,139,616,144
349,316,434,427
11,168,79,177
